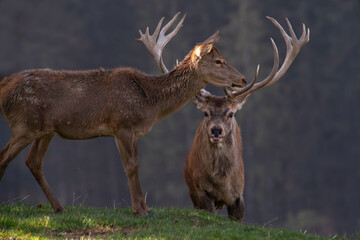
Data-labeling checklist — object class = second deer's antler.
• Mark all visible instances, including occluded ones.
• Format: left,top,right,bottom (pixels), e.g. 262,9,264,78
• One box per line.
225,16,310,99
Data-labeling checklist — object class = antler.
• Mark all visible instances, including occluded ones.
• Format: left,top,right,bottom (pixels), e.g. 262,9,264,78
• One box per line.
137,12,186,73
225,16,310,99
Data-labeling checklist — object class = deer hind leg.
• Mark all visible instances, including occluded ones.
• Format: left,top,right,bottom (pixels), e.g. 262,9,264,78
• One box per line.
227,195,245,222
25,134,65,213
0,135,33,180
115,132,149,216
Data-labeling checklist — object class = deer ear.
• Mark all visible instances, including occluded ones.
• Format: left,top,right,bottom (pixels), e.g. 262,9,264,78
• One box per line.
201,31,220,55
193,31,220,60
203,31,220,44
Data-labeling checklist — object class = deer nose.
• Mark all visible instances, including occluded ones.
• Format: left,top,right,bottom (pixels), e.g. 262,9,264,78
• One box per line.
211,127,223,137
231,76,247,88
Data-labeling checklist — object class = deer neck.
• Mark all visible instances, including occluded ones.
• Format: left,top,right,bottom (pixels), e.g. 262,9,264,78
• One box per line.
197,123,237,177
149,60,206,122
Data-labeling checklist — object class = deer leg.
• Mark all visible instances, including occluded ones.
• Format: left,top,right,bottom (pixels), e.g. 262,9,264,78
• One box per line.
0,135,33,180
198,191,216,212
25,134,65,213
227,196,245,222
184,169,202,208
189,191,202,209
115,132,148,216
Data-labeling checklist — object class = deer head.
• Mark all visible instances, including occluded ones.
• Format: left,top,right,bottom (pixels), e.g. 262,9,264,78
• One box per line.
188,31,247,88
137,12,247,89
192,15,310,144
192,77,256,145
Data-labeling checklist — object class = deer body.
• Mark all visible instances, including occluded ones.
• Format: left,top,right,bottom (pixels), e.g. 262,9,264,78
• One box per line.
0,13,247,215
1,66,204,140
186,121,244,204
184,96,245,221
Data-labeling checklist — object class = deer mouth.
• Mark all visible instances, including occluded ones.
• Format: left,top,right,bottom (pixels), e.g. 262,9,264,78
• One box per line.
231,83,242,88
230,83,246,91
210,136,223,143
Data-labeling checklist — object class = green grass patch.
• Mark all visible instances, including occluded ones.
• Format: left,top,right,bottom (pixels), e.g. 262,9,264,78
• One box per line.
0,202,345,239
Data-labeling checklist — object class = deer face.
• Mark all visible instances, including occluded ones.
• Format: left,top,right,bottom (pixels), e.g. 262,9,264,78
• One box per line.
199,48,247,89
191,32,246,89
193,94,242,145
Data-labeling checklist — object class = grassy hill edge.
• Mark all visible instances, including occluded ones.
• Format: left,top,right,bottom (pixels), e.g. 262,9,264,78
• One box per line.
0,203,347,239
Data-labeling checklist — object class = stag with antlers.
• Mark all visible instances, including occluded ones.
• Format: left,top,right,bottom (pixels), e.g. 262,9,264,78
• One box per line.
0,13,247,215
142,16,310,221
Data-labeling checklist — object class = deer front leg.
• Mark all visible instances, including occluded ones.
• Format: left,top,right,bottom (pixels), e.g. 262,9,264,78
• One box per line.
115,131,149,216
227,196,245,222
198,191,216,213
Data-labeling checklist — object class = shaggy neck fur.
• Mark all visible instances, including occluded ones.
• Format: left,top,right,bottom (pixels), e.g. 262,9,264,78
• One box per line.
145,52,206,121
197,122,237,178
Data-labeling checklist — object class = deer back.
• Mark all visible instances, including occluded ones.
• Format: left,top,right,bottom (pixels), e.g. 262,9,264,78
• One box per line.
0,68,161,138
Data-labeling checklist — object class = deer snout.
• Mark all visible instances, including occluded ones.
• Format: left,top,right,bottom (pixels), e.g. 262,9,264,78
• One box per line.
210,126,223,143
211,126,222,137
242,77,247,84
231,75,247,89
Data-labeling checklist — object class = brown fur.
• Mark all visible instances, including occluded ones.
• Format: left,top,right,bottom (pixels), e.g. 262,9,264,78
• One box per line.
0,34,246,215
184,95,246,221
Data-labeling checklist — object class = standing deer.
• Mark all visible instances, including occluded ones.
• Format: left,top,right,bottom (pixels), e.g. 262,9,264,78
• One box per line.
183,17,310,222
0,13,247,216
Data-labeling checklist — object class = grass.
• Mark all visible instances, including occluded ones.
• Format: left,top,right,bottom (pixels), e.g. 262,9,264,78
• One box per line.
0,202,347,240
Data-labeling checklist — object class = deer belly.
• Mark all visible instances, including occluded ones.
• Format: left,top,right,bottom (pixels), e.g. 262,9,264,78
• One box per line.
53,115,111,140
53,121,112,140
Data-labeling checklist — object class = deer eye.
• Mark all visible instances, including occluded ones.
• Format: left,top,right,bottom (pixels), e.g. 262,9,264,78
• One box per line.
215,60,222,65
228,112,234,118
204,112,209,117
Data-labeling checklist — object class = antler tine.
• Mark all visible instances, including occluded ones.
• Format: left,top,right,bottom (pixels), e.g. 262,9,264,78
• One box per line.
159,12,186,48
153,17,165,40
285,17,297,46
137,12,186,73
247,37,280,92
300,23,310,43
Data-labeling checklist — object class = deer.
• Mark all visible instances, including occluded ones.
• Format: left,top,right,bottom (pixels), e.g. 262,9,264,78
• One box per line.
184,17,310,222
141,16,310,221
0,12,248,216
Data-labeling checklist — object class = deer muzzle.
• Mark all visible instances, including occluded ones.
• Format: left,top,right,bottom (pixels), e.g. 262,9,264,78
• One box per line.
210,126,223,143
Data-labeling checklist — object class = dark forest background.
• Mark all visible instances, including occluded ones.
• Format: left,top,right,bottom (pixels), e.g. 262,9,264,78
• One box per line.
0,0,359,236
